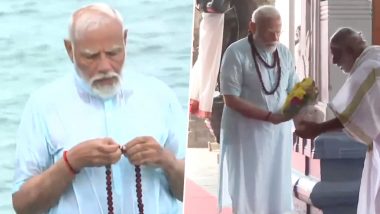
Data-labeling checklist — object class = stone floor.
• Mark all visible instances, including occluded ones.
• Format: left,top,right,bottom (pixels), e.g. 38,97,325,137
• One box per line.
186,148,220,196
186,115,307,214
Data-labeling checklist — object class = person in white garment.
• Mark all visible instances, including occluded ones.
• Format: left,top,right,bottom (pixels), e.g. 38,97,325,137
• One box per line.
295,27,380,214
218,5,299,214
189,7,224,118
12,3,186,214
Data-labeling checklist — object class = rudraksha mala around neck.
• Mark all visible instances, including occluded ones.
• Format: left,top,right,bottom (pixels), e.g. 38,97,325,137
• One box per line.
105,164,144,214
247,32,282,95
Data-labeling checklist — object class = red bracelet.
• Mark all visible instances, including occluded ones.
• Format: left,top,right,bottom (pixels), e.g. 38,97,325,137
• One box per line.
63,150,79,175
265,111,272,121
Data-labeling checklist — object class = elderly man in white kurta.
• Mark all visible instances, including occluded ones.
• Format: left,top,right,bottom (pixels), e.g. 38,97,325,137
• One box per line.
218,6,299,214
296,27,380,214
12,4,186,214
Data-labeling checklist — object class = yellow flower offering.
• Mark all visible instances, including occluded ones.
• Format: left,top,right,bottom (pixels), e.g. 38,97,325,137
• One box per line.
282,78,318,116
292,87,306,99
300,78,314,89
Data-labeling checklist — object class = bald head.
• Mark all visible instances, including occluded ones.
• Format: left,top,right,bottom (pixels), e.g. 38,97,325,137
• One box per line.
330,27,368,73
251,5,281,27
330,27,367,54
63,3,127,100
249,5,282,52
68,3,124,42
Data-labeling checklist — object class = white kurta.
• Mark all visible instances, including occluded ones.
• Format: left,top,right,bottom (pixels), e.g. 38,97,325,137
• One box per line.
13,71,187,214
218,37,299,214
329,46,380,214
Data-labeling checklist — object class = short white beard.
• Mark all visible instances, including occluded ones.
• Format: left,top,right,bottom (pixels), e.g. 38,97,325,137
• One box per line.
253,34,278,53
75,66,122,99
264,43,278,53
89,71,122,99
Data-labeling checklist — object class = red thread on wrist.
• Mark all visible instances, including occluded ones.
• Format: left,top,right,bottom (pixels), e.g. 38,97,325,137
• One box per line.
265,111,272,121
63,150,79,175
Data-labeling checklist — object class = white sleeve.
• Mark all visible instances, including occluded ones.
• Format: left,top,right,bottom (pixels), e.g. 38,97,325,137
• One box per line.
220,45,243,96
164,90,187,160
13,95,52,193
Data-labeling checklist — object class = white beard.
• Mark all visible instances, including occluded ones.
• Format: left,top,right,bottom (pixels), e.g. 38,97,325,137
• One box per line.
75,66,122,99
264,44,278,53
90,72,122,99
253,34,278,53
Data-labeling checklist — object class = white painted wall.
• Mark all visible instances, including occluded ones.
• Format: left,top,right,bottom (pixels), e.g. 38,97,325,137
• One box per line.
275,0,290,48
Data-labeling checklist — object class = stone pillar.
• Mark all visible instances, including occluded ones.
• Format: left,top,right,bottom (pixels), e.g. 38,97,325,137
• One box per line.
374,0,380,45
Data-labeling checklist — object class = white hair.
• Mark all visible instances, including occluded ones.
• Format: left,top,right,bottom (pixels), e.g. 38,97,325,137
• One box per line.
251,5,281,23
330,27,367,48
67,3,125,41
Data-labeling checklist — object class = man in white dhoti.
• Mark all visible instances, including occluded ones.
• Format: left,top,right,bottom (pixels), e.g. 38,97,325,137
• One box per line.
12,3,186,214
218,5,299,214
189,8,224,118
295,27,380,214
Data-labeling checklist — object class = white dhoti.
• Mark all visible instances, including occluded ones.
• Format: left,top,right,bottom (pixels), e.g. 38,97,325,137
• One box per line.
357,140,380,214
329,46,380,214
189,12,224,118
